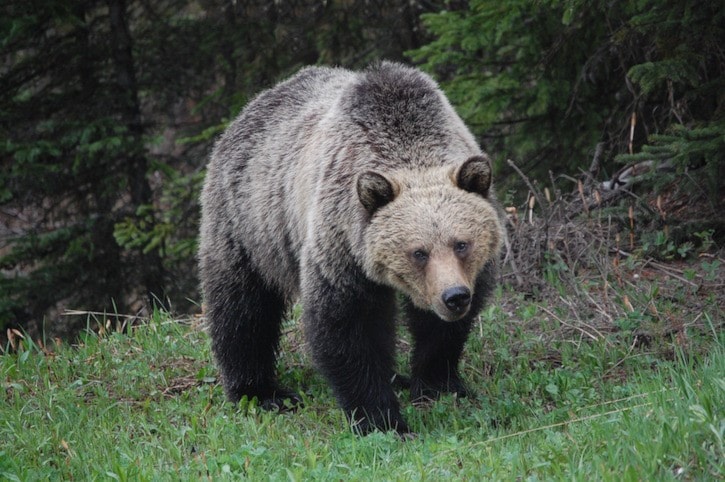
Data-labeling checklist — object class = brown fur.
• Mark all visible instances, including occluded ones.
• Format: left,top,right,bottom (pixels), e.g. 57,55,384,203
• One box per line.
361,164,502,321
199,62,504,435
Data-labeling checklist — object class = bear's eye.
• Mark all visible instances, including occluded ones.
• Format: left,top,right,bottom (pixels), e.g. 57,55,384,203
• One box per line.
412,249,429,264
454,241,469,254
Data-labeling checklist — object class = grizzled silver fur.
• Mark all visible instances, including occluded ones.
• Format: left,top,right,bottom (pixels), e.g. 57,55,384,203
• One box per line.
199,62,504,435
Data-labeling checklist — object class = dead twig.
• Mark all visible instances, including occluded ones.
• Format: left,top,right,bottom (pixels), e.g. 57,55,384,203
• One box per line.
611,249,699,288
502,228,525,287
507,158,549,219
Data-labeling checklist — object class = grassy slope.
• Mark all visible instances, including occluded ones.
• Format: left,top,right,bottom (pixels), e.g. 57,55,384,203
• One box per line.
1,282,722,481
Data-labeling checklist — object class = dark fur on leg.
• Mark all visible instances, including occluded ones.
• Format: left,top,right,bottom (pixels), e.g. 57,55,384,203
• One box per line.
405,262,496,403
303,263,410,435
405,304,473,403
203,247,300,409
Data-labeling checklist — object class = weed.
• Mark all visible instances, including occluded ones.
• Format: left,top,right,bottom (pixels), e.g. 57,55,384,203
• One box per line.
701,259,721,282
3,203,724,481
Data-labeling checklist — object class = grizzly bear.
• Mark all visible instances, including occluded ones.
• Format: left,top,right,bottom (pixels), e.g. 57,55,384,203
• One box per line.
199,62,504,435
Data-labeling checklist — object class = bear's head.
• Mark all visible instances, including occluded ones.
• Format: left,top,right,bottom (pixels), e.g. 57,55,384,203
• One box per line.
357,156,504,322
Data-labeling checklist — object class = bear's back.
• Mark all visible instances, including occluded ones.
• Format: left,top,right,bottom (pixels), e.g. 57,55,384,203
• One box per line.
338,63,480,170
202,66,359,296
202,63,482,298
212,66,351,169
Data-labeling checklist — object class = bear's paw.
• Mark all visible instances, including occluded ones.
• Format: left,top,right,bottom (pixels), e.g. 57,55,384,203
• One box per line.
410,376,470,406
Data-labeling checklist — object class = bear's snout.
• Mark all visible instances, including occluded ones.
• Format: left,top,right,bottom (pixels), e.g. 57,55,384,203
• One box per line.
442,286,471,314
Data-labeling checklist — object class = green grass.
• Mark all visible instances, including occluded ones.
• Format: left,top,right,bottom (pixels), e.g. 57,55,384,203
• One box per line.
1,293,723,481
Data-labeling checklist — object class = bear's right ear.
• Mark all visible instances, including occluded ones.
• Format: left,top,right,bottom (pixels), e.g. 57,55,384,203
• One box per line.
455,155,492,198
357,171,398,215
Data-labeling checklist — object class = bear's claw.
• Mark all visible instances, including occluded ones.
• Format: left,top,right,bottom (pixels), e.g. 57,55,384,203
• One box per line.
390,372,411,389
349,408,411,436
410,377,469,405
259,388,304,412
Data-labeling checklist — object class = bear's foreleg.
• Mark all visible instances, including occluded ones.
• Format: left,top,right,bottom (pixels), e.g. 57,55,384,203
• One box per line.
203,252,300,410
405,263,496,404
303,267,409,435
405,302,474,403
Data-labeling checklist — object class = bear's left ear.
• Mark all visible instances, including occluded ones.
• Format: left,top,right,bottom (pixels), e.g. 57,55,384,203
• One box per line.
357,171,398,215
455,155,492,198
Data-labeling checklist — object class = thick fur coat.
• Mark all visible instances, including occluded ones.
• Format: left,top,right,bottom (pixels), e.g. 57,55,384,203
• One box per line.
199,62,504,435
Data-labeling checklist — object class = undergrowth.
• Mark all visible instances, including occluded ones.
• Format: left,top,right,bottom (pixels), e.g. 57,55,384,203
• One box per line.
1,268,723,480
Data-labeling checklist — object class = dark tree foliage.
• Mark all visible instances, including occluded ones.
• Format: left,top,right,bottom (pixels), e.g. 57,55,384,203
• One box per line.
1,0,166,337
1,0,441,337
409,0,724,194
5,0,719,339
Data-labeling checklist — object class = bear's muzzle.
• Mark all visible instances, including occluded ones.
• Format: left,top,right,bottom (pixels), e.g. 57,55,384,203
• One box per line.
442,286,471,313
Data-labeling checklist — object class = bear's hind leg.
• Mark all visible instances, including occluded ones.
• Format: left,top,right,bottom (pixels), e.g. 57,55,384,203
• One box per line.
203,254,300,410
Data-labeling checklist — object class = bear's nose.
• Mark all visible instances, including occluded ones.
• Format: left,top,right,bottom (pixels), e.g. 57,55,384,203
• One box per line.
442,286,471,313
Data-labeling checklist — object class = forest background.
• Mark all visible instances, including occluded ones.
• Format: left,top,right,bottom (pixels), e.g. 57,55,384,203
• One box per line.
1,0,723,339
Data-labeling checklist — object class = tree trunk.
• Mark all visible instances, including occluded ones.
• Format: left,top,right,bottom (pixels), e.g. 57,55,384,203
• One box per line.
107,0,168,310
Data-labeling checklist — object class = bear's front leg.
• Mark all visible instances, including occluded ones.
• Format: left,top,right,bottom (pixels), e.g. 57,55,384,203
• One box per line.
403,268,495,403
303,269,409,436
405,300,474,403
404,266,495,403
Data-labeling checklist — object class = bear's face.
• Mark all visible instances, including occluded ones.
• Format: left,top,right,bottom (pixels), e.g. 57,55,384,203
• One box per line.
358,157,503,321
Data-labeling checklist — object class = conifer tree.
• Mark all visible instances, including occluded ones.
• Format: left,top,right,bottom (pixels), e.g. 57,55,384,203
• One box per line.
410,0,724,194
1,0,168,336
1,0,444,337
